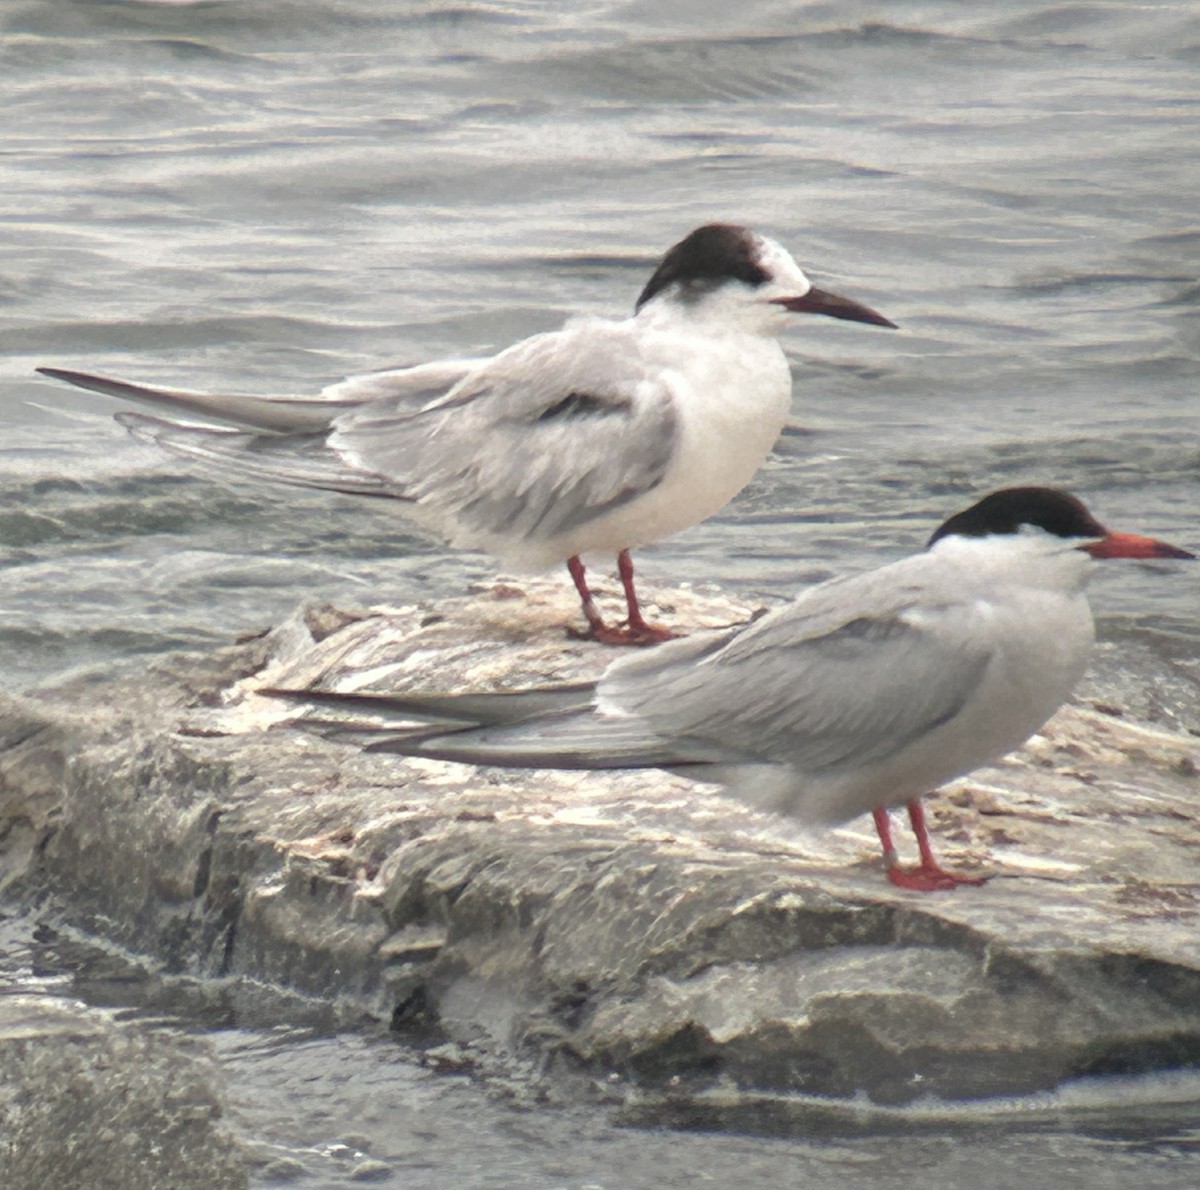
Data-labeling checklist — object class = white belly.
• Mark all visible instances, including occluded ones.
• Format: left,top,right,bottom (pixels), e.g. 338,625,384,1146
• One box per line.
547,338,793,563
786,589,1096,825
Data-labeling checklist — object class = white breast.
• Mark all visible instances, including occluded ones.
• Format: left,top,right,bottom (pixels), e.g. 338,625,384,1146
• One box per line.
774,540,1098,824
552,325,793,561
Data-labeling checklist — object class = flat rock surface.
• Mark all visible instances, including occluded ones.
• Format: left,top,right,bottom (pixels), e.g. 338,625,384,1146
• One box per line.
2,577,1199,1109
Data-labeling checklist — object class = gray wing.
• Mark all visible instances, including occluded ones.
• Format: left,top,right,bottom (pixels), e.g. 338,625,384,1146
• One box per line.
266,555,994,779
321,358,486,404
115,412,402,498
267,682,729,769
36,367,363,433
362,709,733,770
599,557,995,775
262,683,597,725
328,318,680,548
36,360,483,433
36,361,481,497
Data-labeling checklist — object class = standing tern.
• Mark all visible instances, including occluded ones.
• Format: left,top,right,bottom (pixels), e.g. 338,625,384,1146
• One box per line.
264,488,1193,891
36,223,895,645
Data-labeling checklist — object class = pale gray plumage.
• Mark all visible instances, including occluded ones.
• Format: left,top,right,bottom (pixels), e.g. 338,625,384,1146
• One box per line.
40,320,682,559
273,538,1028,799
37,222,899,642
267,486,1194,889
328,319,680,549
37,366,368,433
596,578,993,773
114,411,401,499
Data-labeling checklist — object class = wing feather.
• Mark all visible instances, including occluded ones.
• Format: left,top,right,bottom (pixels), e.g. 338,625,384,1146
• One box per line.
116,412,403,498
329,319,679,547
36,367,358,433
600,557,995,775
362,709,735,770
39,320,677,557
37,361,484,432
268,684,738,769
262,683,596,725
270,555,994,782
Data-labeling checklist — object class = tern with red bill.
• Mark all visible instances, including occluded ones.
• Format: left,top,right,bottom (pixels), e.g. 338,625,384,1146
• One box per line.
37,223,894,645
264,488,1193,891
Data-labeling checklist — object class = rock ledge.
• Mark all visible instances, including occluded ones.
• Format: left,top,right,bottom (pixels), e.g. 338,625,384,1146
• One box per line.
2,578,1198,1107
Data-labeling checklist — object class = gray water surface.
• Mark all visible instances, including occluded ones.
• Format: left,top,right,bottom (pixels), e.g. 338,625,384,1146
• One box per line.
2,0,1199,1184
5,914,1200,1190
2,0,1197,688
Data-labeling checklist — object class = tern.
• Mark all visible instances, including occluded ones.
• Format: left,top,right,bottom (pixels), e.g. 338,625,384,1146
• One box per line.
264,488,1193,891
37,223,894,645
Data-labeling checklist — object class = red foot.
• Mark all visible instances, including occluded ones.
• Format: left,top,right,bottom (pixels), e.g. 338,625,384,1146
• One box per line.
874,802,988,892
564,553,679,646
886,863,988,893
567,619,679,647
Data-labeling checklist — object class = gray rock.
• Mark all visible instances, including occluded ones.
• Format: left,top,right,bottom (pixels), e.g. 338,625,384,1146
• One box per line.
2,577,1198,1108
0,995,247,1190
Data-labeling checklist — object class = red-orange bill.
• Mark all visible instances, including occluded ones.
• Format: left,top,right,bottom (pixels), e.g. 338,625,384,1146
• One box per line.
1084,531,1195,560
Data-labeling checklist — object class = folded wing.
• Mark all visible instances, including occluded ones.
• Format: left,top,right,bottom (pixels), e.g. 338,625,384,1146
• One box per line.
601,564,995,775
36,367,364,433
267,561,992,780
329,319,680,549
39,319,678,557
268,682,732,770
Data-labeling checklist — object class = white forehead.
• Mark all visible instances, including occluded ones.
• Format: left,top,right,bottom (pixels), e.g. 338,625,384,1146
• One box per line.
754,235,811,295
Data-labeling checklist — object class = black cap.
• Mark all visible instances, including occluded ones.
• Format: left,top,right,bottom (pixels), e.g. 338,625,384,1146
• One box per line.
927,488,1107,549
635,224,770,311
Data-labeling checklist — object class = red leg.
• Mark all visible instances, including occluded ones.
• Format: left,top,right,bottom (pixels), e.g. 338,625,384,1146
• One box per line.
872,805,900,869
906,801,986,887
564,553,676,646
616,550,677,643
872,802,986,892
566,555,607,635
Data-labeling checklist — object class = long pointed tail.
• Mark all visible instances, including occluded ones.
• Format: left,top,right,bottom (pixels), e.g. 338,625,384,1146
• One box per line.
263,684,728,771
36,367,357,433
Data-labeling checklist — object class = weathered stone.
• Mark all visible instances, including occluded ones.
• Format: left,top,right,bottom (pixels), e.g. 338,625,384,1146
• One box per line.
1,577,1198,1107
0,994,246,1190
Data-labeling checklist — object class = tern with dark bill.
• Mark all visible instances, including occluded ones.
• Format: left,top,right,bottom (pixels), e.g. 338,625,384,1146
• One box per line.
264,488,1193,891
37,223,894,645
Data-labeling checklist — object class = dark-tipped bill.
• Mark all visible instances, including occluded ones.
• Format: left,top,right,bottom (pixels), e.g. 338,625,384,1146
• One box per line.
772,286,897,328
1084,531,1195,560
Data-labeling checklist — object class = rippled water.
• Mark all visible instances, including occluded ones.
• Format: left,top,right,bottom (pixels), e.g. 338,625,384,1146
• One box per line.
2,0,1199,1183
5,914,1200,1190
2,0,1198,689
